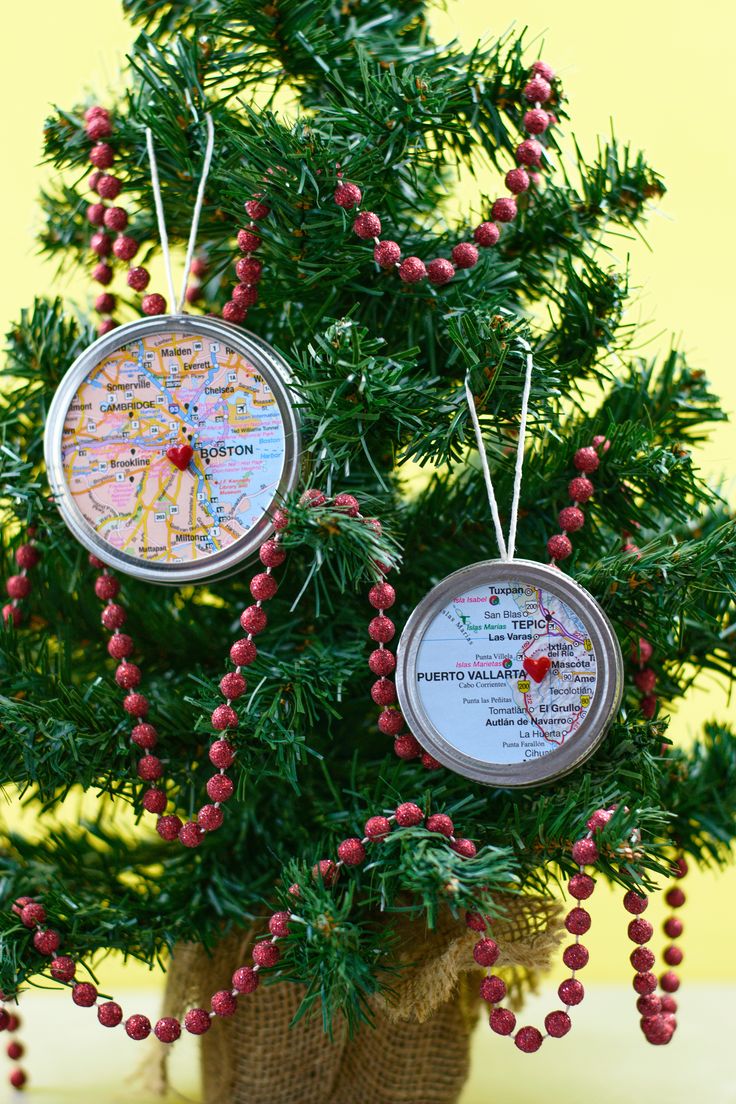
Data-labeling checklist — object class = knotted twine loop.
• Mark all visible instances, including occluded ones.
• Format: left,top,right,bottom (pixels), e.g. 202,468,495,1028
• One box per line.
145,110,215,315
464,336,534,562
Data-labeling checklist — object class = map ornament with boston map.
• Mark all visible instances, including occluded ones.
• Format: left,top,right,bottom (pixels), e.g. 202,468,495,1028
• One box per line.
45,315,300,584
396,559,624,787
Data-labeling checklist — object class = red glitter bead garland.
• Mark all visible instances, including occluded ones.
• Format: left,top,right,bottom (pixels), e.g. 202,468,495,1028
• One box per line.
0,1009,28,1090
333,61,557,288
2,535,40,627
547,437,609,565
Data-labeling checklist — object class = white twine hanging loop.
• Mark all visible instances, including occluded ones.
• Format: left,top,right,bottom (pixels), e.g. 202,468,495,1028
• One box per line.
145,111,215,315
464,337,534,562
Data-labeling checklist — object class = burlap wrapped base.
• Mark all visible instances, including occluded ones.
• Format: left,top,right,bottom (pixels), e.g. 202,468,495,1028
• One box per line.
158,896,563,1104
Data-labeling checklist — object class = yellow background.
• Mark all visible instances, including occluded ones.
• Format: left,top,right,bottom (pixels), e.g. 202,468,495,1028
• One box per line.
1,2,734,1100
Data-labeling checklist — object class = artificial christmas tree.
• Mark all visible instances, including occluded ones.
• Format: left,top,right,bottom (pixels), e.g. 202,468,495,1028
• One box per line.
1,1,735,1099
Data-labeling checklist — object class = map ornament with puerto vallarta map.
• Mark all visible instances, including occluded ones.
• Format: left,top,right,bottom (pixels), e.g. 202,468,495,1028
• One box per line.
395,559,624,787
45,315,300,584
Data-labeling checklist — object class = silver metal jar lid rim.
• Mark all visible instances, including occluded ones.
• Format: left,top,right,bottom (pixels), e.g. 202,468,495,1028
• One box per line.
44,314,301,585
395,558,624,788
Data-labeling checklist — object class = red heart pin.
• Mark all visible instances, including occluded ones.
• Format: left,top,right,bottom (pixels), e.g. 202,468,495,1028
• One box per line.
523,655,551,684
166,444,194,471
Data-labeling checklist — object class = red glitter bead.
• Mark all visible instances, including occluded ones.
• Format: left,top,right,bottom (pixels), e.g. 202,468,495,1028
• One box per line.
209,740,236,769
127,266,151,291
451,838,477,858
107,633,133,659
50,956,76,982
87,202,106,227
93,262,113,285
94,292,116,315
634,668,657,694
12,896,32,915
451,242,479,269
334,492,360,516
33,929,60,955
562,943,589,970
631,637,653,664
573,446,600,473
237,228,261,252
660,970,680,993
558,506,584,532
466,911,487,932
113,235,139,261
268,911,291,937
673,856,688,879
558,978,584,1006
234,257,263,284
231,638,257,666
15,544,39,569
422,752,442,770
9,1069,27,1089
141,293,167,316
116,663,142,689
178,822,203,848
364,815,391,840
211,990,238,1017
260,539,286,568
337,838,366,866
571,838,598,865
334,182,362,209
489,1008,516,1035
377,709,402,736
206,774,234,802
0,1011,8,1031
143,789,166,814
545,1010,571,1038
125,1014,151,1041
395,802,423,827
97,174,122,200
6,1042,23,1060
627,918,654,944
532,60,555,81
664,945,683,966
94,574,119,600
72,982,98,1007
88,170,103,194
371,679,396,705
211,704,238,730
369,649,395,676
636,994,661,1017
665,887,686,909
232,966,260,993
5,1016,18,1032
640,696,657,719
661,996,678,1013
184,1008,211,1034
548,534,572,561
630,947,656,972
491,197,517,223
155,1017,181,1043
369,615,395,642
633,972,657,995
426,814,454,837
20,902,45,928
515,1025,544,1053
568,873,595,900
3,604,22,626
524,108,550,134
473,222,500,248
623,890,648,915
157,815,182,841
241,605,268,634
190,257,208,280
568,476,594,503
524,75,552,103
98,319,118,336
641,1013,675,1046
473,939,499,967
394,733,421,759
353,211,381,239
565,908,591,936
220,672,246,700
516,139,543,167
245,199,270,220
137,755,162,781
233,283,258,307
427,258,455,286
374,240,401,268
311,858,338,887
131,723,157,749
253,940,282,968
197,804,224,832
368,583,395,610
103,205,127,231
480,975,506,1003
505,168,530,194
398,257,427,283
86,113,113,140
